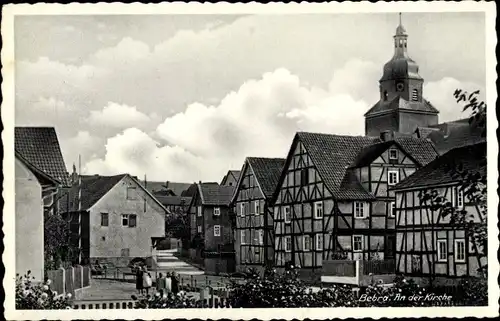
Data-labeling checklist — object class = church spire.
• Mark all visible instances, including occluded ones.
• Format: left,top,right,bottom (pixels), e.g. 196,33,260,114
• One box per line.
394,12,408,57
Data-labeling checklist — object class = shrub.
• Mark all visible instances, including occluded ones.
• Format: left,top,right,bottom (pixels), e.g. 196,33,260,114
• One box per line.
132,291,198,308
16,271,73,310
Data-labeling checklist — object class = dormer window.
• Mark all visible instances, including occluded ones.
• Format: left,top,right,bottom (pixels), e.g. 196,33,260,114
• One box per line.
412,89,419,101
389,149,398,160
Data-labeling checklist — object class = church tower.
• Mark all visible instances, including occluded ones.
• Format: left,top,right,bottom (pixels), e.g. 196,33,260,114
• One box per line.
365,14,439,137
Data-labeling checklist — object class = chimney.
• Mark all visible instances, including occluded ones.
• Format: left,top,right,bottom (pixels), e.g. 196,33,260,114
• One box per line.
380,130,394,142
165,181,170,189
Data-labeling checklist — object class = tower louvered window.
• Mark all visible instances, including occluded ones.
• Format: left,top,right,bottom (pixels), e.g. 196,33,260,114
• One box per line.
412,89,419,101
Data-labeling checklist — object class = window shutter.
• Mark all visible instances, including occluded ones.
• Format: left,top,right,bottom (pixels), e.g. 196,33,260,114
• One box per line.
129,215,137,227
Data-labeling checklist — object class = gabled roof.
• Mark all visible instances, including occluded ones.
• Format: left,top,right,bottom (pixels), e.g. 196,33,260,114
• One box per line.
425,118,486,155
275,132,379,201
394,142,486,190
365,96,439,117
231,157,285,203
248,157,286,199
155,195,192,207
272,132,439,202
140,180,192,196
61,174,169,213
15,127,70,186
221,170,241,186
198,182,235,206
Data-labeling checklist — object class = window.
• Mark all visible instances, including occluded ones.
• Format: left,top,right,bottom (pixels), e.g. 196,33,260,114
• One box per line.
240,203,245,217
258,230,264,245
303,235,311,251
121,214,136,227
388,171,399,185
254,201,260,215
389,149,398,160
412,89,419,101
197,225,202,233
315,234,323,250
101,213,109,226
455,239,466,263
353,235,364,252
456,188,464,209
354,202,366,219
389,202,396,218
285,236,292,252
122,214,129,226
437,239,448,262
241,230,246,244
284,206,291,223
300,169,309,186
214,207,221,216
383,90,388,101
197,206,202,217
214,225,221,237
129,214,137,227
314,201,323,219
126,187,137,200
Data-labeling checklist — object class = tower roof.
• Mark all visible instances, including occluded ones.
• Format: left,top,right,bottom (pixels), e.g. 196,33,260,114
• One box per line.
380,13,421,82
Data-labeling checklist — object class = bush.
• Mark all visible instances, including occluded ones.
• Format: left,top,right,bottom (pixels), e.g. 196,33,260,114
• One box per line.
16,271,73,310
132,291,198,308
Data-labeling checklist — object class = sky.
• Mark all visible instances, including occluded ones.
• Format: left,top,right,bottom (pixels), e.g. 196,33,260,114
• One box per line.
14,12,487,183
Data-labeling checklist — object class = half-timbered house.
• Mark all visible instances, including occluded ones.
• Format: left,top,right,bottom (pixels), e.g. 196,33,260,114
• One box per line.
393,142,486,285
221,170,241,187
231,157,285,273
188,182,236,274
271,131,438,279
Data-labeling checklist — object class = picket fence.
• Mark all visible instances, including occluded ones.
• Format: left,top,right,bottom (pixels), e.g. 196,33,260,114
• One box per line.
47,265,91,296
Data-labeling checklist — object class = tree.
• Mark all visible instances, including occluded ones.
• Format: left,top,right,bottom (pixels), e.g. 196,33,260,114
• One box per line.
165,204,191,244
420,89,487,277
44,213,80,270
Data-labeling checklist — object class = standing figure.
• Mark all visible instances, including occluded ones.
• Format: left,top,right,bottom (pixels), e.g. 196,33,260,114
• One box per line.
135,265,144,295
142,266,152,296
171,271,179,295
165,272,172,294
156,272,166,296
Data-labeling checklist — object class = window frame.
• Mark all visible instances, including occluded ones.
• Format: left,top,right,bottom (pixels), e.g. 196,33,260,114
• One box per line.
285,236,292,252
389,201,396,218
353,235,364,252
454,239,466,263
241,230,246,245
121,214,129,227
240,203,245,217
315,234,323,251
197,206,202,217
437,239,448,262
354,202,366,219
214,225,221,237
258,230,264,245
314,201,323,219
197,225,202,233
126,187,137,200
101,212,109,227
214,207,221,216
389,148,398,160
412,89,419,102
303,235,311,252
284,206,291,224
388,170,399,186
456,187,464,209
254,201,260,216
128,214,137,228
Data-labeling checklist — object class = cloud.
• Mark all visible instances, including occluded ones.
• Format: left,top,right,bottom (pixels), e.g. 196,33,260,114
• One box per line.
87,61,481,182
424,77,486,123
87,102,151,128
85,128,207,182
61,131,104,170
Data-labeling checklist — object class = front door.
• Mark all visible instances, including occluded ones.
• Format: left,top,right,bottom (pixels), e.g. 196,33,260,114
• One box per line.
385,235,396,259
